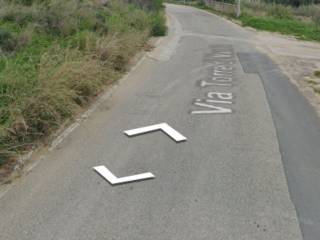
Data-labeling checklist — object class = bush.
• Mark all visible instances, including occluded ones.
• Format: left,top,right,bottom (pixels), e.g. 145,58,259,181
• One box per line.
127,0,164,11
240,13,320,41
150,13,167,36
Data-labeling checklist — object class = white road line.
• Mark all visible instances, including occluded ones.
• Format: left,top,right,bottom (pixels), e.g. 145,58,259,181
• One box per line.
93,166,155,185
124,123,187,142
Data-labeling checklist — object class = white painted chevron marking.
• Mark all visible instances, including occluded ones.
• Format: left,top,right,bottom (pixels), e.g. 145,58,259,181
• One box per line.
124,123,187,142
93,166,155,185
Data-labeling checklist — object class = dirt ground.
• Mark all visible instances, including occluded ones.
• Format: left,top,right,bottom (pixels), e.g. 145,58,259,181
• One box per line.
252,30,320,117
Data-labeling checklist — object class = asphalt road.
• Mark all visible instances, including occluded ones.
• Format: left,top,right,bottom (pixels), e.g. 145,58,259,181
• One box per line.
1,4,320,240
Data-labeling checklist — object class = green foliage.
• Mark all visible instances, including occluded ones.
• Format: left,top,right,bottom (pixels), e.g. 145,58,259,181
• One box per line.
0,0,167,164
240,14,320,41
239,0,320,39
0,0,154,36
195,0,206,7
106,1,152,33
150,12,167,36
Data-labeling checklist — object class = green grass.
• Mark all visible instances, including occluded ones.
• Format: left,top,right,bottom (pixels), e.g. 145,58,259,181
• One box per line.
167,1,320,42
240,14,320,41
0,0,166,166
150,12,167,36
314,70,320,77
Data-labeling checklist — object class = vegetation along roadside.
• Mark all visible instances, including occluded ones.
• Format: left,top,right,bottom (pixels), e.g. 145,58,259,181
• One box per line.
167,0,320,42
0,0,167,172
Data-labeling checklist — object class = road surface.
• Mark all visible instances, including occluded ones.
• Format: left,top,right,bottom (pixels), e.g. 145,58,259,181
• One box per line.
1,4,320,240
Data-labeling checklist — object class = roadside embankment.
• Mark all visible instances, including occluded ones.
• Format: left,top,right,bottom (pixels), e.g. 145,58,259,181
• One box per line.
0,0,166,173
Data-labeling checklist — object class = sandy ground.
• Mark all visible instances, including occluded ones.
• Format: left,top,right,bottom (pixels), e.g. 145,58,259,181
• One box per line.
253,30,320,117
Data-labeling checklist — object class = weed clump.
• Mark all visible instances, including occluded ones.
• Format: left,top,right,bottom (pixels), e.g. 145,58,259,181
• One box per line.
151,13,167,36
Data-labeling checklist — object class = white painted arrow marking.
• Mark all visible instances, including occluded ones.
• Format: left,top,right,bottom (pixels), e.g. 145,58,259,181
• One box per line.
93,166,155,185
124,123,187,142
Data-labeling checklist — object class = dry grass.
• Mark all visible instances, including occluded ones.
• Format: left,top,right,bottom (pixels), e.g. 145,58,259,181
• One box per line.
0,0,166,165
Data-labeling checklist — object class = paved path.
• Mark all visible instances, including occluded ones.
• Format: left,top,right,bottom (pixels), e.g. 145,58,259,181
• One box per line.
1,4,316,240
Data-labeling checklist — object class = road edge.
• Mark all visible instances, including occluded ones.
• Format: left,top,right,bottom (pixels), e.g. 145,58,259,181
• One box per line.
0,8,177,193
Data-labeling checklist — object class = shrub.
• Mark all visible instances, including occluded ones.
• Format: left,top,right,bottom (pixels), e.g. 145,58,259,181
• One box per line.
151,0,164,11
150,13,167,36
128,9,151,31
127,0,164,11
